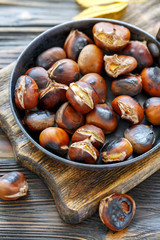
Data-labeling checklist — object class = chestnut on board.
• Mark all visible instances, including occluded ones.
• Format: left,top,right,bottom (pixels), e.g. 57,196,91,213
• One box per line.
144,97,160,125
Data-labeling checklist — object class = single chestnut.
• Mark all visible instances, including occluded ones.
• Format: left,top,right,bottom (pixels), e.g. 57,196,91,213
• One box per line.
55,102,85,134
104,54,137,78
48,59,80,86
93,22,130,52
36,47,66,70
141,66,160,97
122,41,153,70
69,138,99,164
144,97,160,125
78,44,103,75
39,127,69,155
80,73,107,103
23,110,55,132
25,66,50,91
66,81,99,114
111,74,142,96
99,193,136,231
72,124,105,149
86,103,118,134
64,29,93,61
39,80,68,109
101,137,133,163
124,124,155,154
112,95,144,124
15,75,39,110
0,172,28,201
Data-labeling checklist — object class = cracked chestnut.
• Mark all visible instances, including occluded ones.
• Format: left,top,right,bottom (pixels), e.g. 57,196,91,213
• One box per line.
144,97,160,125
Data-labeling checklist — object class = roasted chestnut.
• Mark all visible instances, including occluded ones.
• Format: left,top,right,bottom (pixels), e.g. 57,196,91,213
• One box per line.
80,73,107,103
39,80,68,109
0,172,28,200
93,22,130,52
66,81,99,114
124,124,155,154
64,29,93,61
55,102,85,134
25,66,50,91
122,41,153,70
111,74,142,96
86,103,118,134
23,110,55,131
99,193,136,231
112,95,144,124
104,54,137,78
78,44,104,75
48,59,80,86
39,127,69,155
141,66,160,97
36,47,66,70
101,137,133,163
144,97,160,125
15,75,39,110
72,124,105,149
69,138,99,164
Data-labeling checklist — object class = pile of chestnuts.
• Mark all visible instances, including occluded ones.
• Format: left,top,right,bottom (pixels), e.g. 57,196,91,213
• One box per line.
14,21,160,165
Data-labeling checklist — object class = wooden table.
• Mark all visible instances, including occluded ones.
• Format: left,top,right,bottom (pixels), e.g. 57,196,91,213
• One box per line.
0,0,160,239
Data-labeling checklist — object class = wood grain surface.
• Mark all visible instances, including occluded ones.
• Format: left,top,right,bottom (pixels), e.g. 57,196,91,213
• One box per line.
0,0,160,239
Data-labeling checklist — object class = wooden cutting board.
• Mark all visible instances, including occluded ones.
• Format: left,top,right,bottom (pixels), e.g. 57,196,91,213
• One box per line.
0,63,160,224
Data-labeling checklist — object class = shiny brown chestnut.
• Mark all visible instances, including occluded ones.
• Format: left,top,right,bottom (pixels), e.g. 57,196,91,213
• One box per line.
112,95,144,124
64,29,93,61
25,66,50,91
122,41,153,70
141,66,160,97
78,44,103,75
66,81,99,114
99,193,136,231
39,80,68,109
104,54,137,78
101,137,133,163
0,172,28,200
124,124,155,154
55,102,85,134
93,22,130,52
144,97,160,125
80,73,107,103
36,47,66,70
23,110,55,132
15,75,39,110
69,138,99,164
39,127,69,155
48,59,80,86
72,124,105,149
111,74,142,96
86,103,118,134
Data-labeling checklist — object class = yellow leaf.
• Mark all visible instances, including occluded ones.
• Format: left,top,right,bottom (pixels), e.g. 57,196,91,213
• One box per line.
73,2,128,20
76,0,128,8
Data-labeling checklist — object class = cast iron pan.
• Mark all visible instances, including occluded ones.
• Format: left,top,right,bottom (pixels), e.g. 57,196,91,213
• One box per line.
10,18,160,170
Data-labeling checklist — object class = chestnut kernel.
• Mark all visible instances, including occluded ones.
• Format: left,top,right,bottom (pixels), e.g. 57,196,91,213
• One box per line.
86,103,118,134
93,22,130,52
69,138,99,164
39,127,69,155
112,95,144,124
15,75,39,110
124,124,155,154
104,54,137,78
48,59,80,86
101,137,133,163
64,29,93,61
72,124,105,149
55,102,85,134
144,97,160,125
0,172,28,201
99,193,136,231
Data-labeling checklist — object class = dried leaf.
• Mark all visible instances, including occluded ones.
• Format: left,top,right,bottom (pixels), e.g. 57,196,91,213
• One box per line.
73,2,128,20
76,0,128,8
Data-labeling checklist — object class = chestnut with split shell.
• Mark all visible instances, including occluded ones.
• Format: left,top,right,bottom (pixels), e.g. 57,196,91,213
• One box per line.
144,97,160,125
